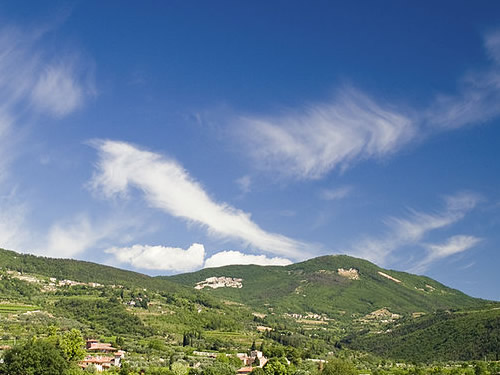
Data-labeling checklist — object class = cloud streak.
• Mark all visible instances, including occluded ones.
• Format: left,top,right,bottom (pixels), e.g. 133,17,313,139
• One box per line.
30,63,87,117
348,192,480,267
0,25,91,179
90,140,311,259
320,186,352,201
0,24,94,253
410,235,482,273
42,214,135,259
238,89,415,180
234,29,500,180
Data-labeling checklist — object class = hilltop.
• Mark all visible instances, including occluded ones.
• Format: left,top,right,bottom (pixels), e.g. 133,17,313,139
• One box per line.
166,255,489,318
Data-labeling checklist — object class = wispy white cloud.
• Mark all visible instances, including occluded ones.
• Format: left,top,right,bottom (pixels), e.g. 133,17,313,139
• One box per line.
30,63,86,117
90,140,311,259
413,28,500,130
0,23,96,257
0,25,92,180
106,243,206,272
236,175,252,194
205,250,292,268
319,186,352,201
410,235,482,273
0,189,30,251
237,89,415,180
234,29,500,180
485,29,500,64
42,215,125,258
348,192,480,266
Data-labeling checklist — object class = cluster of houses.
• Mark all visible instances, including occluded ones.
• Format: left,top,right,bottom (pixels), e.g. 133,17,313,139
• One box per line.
194,276,243,290
79,339,125,372
283,312,329,321
236,350,268,374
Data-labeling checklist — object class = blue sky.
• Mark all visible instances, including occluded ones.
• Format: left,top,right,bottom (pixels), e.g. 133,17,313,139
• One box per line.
0,1,499,300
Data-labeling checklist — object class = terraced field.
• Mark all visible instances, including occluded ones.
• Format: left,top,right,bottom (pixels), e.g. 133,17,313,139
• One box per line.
0,304,38,315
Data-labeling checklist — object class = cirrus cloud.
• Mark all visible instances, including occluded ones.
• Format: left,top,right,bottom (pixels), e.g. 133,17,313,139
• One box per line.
348,192,481,267
410,235,482,273
237,88,415,180
234,29,500,180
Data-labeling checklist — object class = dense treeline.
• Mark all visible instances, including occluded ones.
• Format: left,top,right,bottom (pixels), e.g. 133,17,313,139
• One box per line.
346,309,500,362
54,297,153,336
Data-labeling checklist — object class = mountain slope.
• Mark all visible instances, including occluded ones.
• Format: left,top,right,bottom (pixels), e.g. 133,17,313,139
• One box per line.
166,255,491,318
0,248,498,363
0,248,185,293
345,308,500,361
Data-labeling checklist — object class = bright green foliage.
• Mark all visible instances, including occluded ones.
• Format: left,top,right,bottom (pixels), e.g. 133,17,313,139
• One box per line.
250,368,265,375
58,329,86,362
216,354,230,364
148,368,175,375
473,361,487,375
321,358,357,375
264,358,289,375
54,297,152,336
202,362,235,375
0,339,70,375
84,364,98,373
171,362,189,375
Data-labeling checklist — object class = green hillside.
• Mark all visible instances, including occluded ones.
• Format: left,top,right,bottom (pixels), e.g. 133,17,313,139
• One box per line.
166,255,488,317
0,248,498,366
0,247,185,293
345,308,500,361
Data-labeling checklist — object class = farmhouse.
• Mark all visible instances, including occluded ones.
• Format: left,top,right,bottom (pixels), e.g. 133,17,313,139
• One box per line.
80,340,125,371
236,350,268,373
86,339,117,353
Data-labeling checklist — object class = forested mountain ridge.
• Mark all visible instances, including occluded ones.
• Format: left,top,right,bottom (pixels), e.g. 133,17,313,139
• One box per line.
0,247,186,292
166,255,492,317
345,308,500,361
0,247,499,365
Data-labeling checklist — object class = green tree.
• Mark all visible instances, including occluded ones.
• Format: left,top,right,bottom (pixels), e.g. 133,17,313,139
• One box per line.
216,354,230,364
251,368,266,375
120,362,133,375
171,362,189,375
473,361,487,375
264,358,288,375
321,358,356,375
0,339,70,375
203,362,235,375
84,364,98,373
251,341,257,351
58,329,86,363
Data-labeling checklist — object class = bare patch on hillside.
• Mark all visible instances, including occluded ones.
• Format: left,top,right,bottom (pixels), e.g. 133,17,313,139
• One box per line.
377,271,401,283
337,268,360,280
